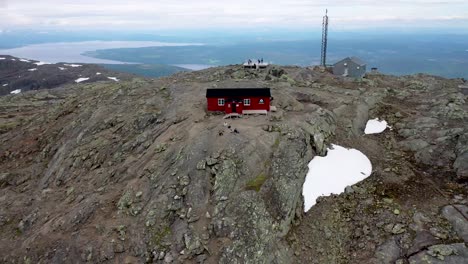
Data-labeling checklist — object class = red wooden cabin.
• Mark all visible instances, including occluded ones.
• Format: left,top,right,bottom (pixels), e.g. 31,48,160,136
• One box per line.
206,88,271,114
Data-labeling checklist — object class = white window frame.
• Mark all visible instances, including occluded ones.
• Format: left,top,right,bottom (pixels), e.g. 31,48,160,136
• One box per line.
244,98,251,106
218,98,225,106
259,99,265,104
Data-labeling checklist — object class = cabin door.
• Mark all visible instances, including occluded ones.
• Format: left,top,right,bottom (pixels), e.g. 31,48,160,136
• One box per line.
232,103,237,113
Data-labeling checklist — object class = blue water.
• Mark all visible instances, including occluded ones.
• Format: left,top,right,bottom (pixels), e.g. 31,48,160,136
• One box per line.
0,41,202,64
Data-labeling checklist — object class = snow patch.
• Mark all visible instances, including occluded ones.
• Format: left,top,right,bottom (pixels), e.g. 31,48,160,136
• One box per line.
64,64,82,67
2,84,7,87
75,77,90,83
303,144,372,212
34,61,50,66
28,68,38,72
10,89,21,94
0,57,5,60
364,118,388,135
19,59,30,62
58,67,66,70
107,77,119,82
96,72,101,75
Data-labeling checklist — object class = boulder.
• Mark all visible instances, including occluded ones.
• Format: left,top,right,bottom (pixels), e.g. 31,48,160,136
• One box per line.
352,103,369,135
268,67,286,78
374,238,401,264
301,107,337,155
441,205,468,242
453,151,468,181
407,231,438,256
399,139,430,152
409,243,468,264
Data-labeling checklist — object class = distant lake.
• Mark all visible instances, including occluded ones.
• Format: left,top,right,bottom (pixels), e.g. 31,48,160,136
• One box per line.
0,41,203,64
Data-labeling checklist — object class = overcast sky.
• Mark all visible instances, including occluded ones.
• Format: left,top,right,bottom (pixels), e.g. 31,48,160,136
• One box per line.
1,0,468,31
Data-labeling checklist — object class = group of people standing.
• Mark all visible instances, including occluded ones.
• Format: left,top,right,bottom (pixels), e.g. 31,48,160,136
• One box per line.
246,58,264,65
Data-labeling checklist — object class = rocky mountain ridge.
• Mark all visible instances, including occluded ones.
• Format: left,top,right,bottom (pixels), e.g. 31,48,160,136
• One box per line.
0,55,133,96
0,64,466,263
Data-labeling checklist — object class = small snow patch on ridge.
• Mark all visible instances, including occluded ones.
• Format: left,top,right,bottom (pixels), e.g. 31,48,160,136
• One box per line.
107,77,119,82
2,84,8,87
10,89,21,94
34,61,50,66
364,118,388,135
75,77,90,83
19,59,30,62
64,64,82,67
96,72,101,75
58,67,66,71
0,57,5,60
303,144,372,212
28,68,38,72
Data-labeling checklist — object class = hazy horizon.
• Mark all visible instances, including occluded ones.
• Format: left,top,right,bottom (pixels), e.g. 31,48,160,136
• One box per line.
1,0,468,31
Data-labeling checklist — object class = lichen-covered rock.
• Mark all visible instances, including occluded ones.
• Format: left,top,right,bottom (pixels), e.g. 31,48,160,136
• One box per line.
231,70,247,79
409,243,468,263
373,238,401,264
453,151,468,181
196,160,206,170
415,146,456,167
213,128,312,263
453,133,468,181
399,139,430,152
301,106,336,155
268,67,286,78
441,205,468,242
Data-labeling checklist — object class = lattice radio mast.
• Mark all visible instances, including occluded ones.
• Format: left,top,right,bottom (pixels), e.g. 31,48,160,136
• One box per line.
320,9,329,67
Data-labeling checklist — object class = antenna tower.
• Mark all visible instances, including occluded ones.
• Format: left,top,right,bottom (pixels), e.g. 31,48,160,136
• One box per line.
320,9,329,67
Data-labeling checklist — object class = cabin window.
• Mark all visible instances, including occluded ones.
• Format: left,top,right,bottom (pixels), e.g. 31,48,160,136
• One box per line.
259,99,265,104
218,98,225,106
244,99,251,106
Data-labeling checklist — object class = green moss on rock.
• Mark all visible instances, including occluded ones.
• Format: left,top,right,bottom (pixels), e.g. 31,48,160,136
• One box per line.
246,173,268,192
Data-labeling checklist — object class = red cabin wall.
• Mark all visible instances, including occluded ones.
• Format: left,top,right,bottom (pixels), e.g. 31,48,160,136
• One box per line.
207,96,270,112
244,97,270,111
207,98,225,111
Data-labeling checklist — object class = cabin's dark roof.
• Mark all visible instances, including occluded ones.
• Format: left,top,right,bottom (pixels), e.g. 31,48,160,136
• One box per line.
206,88,271,98
334,56,366,66
350,56,366,66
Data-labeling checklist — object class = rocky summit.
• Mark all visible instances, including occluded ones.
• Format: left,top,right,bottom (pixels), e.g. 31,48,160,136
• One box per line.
0,64,467,264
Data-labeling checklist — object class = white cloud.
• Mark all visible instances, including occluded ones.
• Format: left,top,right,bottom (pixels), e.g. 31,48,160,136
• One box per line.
1,0,467,30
